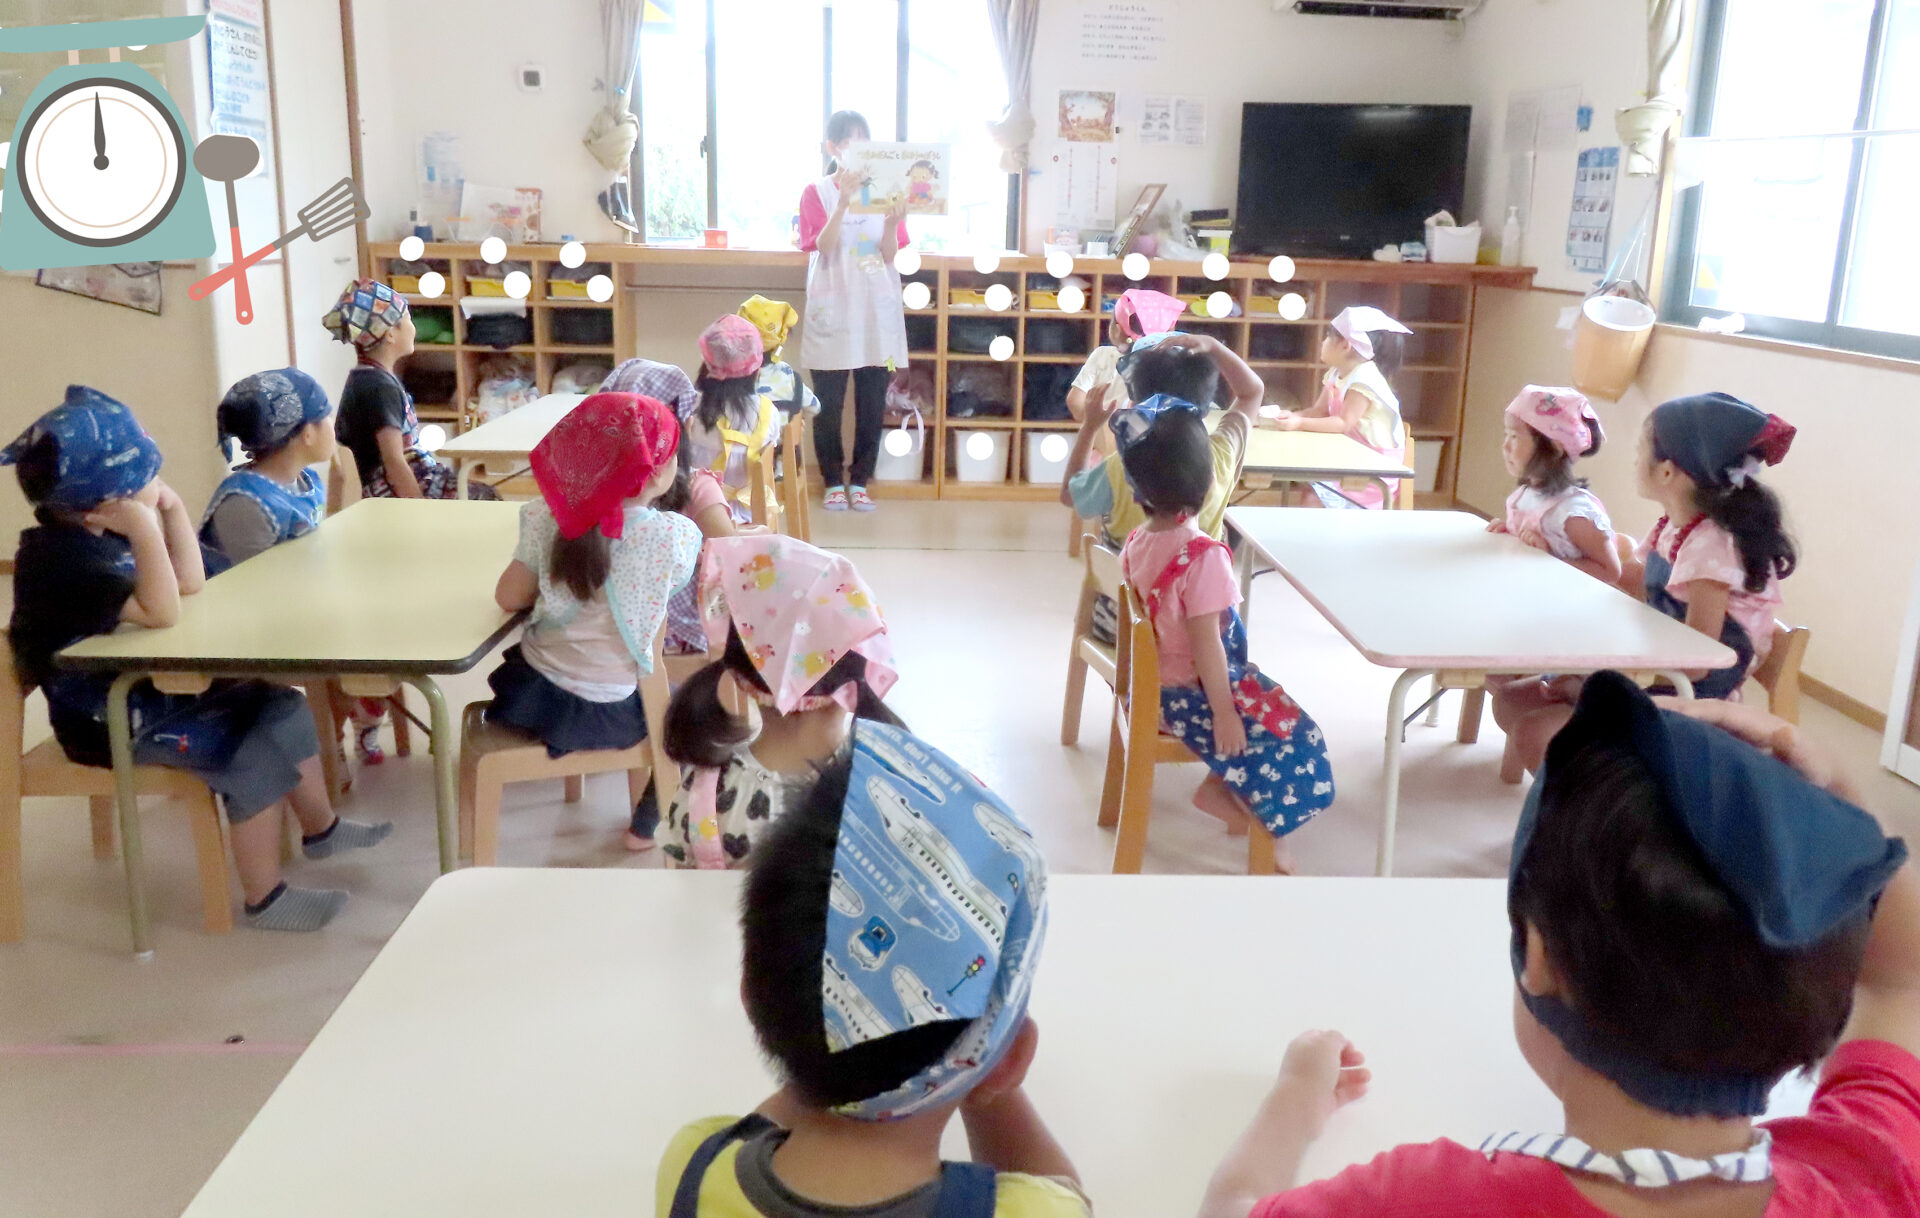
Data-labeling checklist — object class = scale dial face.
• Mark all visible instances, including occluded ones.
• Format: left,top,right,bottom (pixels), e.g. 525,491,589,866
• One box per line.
15,76,187,247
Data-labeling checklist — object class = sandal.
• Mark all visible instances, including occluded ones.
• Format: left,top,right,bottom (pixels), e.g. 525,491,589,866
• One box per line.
823,486,849,512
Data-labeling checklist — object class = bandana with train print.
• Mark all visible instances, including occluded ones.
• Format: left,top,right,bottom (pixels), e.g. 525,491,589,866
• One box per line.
821,720,1049,1121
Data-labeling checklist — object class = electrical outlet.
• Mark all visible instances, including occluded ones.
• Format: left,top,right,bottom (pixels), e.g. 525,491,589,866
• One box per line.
518,65,544,92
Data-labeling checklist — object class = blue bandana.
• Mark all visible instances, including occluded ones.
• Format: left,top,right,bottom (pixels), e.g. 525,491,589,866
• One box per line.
1108,392,1202,452
1511,671,1907,1116
1114,329,1176,379
2,386,162,512
218,369,333,458
823,720,1048,1121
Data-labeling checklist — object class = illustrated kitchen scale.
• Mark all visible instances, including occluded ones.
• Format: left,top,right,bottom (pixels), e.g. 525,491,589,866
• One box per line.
0,14,214,271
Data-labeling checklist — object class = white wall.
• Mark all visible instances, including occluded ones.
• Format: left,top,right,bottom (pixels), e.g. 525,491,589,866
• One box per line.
1023,1,1472,249
352,0,632,245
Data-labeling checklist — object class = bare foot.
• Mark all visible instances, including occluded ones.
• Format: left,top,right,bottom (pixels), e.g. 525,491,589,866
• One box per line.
624,831,656,853
1193,773,1246,830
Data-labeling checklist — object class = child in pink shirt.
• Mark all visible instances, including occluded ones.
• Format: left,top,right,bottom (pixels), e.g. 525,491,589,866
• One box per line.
1113,394,1334,872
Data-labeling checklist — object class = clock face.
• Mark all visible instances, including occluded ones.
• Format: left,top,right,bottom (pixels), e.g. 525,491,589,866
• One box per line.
15,76,187,248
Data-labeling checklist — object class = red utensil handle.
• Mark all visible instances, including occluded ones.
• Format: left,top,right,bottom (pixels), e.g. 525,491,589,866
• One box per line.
228,226,254,326
189,237,282,301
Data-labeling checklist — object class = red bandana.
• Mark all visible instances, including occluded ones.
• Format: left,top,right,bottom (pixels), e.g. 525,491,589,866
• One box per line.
531,393,680,539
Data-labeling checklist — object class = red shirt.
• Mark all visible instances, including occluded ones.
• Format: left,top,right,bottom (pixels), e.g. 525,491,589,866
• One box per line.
1252,1041,1920,1217
797,183,910,253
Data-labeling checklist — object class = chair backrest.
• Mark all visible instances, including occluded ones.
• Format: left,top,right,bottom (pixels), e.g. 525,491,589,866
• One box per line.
327,448,362,513
1086,540,1124,602
1751,623,1811,723
748,442,784,532
0,635,27,799
1115,584,1161,721
779,413,810,541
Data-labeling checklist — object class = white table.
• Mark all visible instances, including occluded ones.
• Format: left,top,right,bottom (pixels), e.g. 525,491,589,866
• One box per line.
181,870,1562,1218
1236,428,1415,507
1227,508,1737,876
59,500,524,954
437,394,587,499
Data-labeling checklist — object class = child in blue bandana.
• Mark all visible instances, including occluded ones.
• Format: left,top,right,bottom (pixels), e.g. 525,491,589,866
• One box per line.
201,368,336,575
5,387,392,933
656,721,1087,1217
1201,674,1919,1218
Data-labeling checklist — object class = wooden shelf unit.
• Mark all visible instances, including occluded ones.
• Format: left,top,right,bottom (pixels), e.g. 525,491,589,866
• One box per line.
367,243,632,428
363,243,1530,503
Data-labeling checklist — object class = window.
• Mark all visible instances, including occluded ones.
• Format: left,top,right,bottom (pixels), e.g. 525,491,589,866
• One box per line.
1667,0,1920,358
636,0,1015,252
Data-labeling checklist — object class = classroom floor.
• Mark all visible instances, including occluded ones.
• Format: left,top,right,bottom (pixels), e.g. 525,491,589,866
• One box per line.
4,500,1918,1217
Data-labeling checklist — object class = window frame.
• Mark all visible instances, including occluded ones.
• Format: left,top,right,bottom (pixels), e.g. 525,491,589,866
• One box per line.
1664,0,1920,361
631,1,1020,251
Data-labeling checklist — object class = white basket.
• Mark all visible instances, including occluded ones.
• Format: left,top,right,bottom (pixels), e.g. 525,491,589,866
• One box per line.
1427,223,1482,265
954,430,1010,483
1413,440,1444,494
873,427,927,482
1024,432,1074,485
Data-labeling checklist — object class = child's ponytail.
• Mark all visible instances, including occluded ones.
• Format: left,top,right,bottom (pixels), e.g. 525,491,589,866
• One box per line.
1369,331,1406,380
1693,478,1797,593
694,368,759,432
550,528,612,600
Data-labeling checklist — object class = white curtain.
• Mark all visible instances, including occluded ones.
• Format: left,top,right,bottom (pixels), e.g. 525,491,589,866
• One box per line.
985,0,1041,174
1617,0,1690,177
585,0,646,175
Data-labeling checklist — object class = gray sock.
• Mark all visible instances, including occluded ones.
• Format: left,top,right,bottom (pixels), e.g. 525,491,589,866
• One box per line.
245,885,348,932
302,817,394,860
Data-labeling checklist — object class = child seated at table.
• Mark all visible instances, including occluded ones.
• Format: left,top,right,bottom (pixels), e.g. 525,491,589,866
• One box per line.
201,368,335,575
737,294,820,422
5,388,391,931
1199,673,1918,1218
325,278,498,501
685,314,780,515
1061,329,1260,550
1487,386,1619,581
1267,306,1411,510
1114,395,1336,872
1065,288,1188,471
486,394,702,847
656,535,901,867
1496,393,1798,776
656,718,1087,1217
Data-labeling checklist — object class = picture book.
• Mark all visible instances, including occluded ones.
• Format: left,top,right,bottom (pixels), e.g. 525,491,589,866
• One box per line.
844,142,953,215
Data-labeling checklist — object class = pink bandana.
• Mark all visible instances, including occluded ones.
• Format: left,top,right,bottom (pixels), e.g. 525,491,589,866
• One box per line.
530,394,679,540
698,314,765,381
1112,289,1187,341
698,535,898,714
1507,385,1604,461
1330,305,1412,363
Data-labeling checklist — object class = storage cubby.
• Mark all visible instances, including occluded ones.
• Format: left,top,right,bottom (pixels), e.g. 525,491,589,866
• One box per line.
367,243,1529,501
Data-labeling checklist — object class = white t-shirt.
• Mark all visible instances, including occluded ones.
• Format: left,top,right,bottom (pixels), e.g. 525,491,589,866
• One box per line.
1504,484,1613,563
521,594,638,702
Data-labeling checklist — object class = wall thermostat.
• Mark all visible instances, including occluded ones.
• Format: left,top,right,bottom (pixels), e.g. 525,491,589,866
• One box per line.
518,65,544,92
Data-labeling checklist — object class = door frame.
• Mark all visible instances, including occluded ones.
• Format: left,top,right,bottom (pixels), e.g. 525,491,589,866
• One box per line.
1880,555,1920,783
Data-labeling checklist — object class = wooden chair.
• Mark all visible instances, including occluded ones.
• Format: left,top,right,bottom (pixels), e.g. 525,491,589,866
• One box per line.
1061,534,1119,747
747,440,785,535
457,627,680,866
1752,623,1811,723
0,636,233,941
1086,549,1277,875
778,413,812,542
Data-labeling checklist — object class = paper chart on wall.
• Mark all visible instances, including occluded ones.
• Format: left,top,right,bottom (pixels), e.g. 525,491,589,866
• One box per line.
1139,95,1204,146
1052,144,1119,228
1566,146,1619,275
1079,1,1167,64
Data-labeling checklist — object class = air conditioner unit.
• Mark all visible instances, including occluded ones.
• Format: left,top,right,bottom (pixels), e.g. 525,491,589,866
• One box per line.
1286,0,1484,19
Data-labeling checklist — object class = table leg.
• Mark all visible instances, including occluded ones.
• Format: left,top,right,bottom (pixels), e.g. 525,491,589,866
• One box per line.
1379,668,1432,879
105,672,153,959
405,675,458,873
1234,537,1254,606
455,460,472,501
1657,671,1697,698
1424,677,1444,727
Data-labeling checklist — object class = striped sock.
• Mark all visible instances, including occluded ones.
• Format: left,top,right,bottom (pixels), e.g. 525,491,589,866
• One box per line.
302,817,394,860
244,883,347,932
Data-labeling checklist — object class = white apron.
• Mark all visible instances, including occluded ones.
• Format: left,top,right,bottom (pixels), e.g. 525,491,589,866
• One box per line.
800,176,910,373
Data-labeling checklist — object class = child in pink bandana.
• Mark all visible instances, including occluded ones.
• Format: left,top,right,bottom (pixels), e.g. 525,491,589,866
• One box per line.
1066,288,1188,471
1488,386,1618,583
683,314,778,512
657,535,905,868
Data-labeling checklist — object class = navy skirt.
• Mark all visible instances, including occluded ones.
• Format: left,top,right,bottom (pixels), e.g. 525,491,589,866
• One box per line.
485,645,647,759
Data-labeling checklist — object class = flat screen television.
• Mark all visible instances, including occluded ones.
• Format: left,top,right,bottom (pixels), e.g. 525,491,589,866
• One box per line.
1233,103,1472,259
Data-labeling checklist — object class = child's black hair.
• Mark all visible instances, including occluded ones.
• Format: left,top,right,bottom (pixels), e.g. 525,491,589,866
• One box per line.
550,529,611,600
1123,343,1220,410
1364,331,1406,380
1117,409,1213,518
653,449,694,516
1516,428,1594,498
1650,431,1798,593
11,432,62,510
693,368,759,433
1510,736,1870,1083
663,624,906,768
741,750,969,1109
826,110,871,146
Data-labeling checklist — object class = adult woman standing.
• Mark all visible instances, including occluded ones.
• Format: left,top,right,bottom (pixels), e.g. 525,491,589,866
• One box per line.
799,110,909,513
